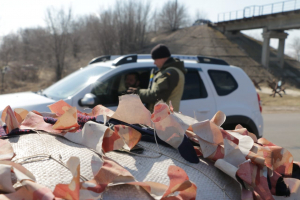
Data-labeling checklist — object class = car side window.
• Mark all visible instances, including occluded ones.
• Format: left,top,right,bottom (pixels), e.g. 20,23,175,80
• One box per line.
91,67,153,106
120,68,153,90
208,69,238,96
182,68,208,100
91,74,122,107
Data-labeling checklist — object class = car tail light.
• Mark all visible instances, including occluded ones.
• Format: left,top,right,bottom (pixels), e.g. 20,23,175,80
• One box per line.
257,93,262,113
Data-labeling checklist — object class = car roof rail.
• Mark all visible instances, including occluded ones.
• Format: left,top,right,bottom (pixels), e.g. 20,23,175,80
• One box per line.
136,54,199,61
108,54,229,66
88,55,111,64
112,54,138,66
197,56,229,66
136,54,229,66
172,55,198,61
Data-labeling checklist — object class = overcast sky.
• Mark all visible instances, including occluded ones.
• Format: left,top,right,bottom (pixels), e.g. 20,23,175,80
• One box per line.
0,0,299,55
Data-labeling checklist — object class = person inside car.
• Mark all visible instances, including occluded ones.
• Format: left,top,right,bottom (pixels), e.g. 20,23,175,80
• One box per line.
119,72,140,95
128,44,187,112
125,72,140,89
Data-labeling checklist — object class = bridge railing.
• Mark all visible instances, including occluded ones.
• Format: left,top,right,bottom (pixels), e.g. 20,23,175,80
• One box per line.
218,0,300,22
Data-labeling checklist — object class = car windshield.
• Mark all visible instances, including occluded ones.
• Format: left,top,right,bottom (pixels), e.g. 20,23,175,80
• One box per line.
43,65,111,99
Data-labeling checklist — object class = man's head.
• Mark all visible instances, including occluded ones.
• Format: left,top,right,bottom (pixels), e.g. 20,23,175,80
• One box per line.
151,44,171,69
125,72,140,89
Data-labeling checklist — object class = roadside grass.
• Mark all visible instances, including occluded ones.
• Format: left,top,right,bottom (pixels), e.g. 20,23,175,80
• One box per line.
260,93,300,107
259,91,300,113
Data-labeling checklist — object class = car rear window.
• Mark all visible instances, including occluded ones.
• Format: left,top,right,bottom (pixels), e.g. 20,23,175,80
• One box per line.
182,68,207,100
208,70,238,96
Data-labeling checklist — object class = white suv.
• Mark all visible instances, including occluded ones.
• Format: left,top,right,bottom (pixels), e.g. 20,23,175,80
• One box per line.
0,54,263,137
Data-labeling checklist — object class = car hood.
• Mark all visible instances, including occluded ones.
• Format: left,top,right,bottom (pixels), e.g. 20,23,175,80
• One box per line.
0,92,56,113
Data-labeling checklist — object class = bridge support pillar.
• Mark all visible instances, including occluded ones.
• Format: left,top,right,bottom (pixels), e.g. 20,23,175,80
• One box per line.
261,29,288,69
277,38,286,68
262,31,270,68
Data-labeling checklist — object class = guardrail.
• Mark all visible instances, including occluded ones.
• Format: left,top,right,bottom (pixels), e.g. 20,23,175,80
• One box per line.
217,0,300,22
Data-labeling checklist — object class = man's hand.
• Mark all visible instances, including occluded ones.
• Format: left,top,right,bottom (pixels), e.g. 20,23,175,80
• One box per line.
127,87,138,94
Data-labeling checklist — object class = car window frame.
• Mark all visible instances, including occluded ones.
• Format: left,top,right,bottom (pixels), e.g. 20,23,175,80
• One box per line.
181,67,208,100
91,66,154,107
208,69,238,96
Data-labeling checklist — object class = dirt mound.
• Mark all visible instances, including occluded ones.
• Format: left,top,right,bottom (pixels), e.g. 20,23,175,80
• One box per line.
142,25,300,89
142,25,273,79
142,26,300,112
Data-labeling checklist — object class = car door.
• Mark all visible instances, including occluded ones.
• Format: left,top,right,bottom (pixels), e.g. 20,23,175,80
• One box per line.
179,67,217,121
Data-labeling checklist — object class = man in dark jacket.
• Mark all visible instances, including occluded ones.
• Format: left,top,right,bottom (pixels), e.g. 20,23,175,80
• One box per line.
128,44,186,112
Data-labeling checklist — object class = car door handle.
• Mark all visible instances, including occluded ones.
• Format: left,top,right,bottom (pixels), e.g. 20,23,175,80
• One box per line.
197,109,210,113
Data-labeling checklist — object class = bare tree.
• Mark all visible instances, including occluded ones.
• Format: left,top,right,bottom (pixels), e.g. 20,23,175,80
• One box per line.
99,9,118,54
45,6,72,81
82,15,102,55
114,0,151,54
0,1,158,93
82,0,151,56
149,9,159,33
19,28,50,66
69,20,83,59
0,34,21,66
194,9,208,21
160,0,188,31
291,37,300,61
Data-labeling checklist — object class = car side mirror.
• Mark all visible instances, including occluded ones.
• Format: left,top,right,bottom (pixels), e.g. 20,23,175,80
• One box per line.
79,93,97,107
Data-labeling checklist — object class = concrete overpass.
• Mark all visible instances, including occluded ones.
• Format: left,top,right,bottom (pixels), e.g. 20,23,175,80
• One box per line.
215,0,300,68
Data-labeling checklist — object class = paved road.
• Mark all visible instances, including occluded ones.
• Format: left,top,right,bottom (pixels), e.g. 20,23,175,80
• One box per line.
262,113,300,161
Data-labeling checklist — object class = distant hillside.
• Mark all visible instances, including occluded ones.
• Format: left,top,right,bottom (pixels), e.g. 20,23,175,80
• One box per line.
3,24,300,94
141,25,300,88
